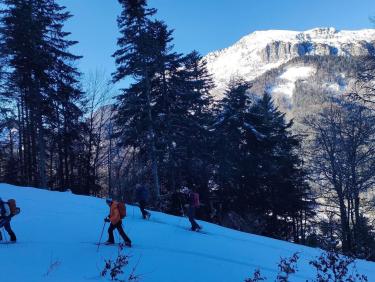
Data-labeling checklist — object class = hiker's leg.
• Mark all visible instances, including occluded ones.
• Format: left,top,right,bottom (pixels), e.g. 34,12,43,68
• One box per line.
107,223,115,243
188,207,199,230
139,200,148,218
3,220,16,241
0,218,6,228
188,207,196,229
116,222,131,244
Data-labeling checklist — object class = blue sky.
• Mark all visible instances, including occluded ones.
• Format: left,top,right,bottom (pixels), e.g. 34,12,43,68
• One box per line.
58,0,375,79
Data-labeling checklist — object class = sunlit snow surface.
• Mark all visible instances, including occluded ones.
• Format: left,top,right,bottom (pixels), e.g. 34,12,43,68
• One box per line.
271,66,315,97
0,183,374,282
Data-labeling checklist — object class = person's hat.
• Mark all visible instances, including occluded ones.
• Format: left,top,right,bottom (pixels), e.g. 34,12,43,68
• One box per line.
181,187,190,194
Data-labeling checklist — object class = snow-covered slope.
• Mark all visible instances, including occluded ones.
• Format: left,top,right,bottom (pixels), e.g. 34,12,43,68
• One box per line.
205,27,375,98
271,66,315,97
1,184,375,282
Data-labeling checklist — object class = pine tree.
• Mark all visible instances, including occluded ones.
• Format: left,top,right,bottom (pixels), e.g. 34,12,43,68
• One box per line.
171,51,214,201
213,79,259,212
155,50,214,197
247,93,312,240
113,1,215,200
213,85,312,240
113,0,162,198
0,0,84,191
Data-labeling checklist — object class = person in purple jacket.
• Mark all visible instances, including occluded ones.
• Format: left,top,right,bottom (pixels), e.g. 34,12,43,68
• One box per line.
183,188,201,231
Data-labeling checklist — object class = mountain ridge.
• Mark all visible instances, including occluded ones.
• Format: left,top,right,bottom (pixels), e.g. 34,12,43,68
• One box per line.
204,27,375,98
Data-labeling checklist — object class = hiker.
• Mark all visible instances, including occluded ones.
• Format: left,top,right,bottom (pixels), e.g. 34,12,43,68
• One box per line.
0,198,17,242
136,183,151,219
183,188,201,231
104,198,132,247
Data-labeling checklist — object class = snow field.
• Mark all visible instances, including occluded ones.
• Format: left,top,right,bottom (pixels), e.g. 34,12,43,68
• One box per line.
0,183,374,282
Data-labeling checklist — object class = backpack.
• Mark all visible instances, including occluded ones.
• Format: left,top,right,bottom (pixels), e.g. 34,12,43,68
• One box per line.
0,200,6,217
190,192,200,208
7,199,20,216
118,202,126,219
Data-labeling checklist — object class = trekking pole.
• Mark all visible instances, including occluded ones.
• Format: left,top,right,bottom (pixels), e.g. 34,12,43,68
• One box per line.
174,202,185,232
97,222,107,252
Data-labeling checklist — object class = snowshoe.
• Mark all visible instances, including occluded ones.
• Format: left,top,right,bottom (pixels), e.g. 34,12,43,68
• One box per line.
0,240,16,244
191,225,202,232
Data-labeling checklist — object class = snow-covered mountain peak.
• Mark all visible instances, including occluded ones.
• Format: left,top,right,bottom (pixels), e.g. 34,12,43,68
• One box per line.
204,28,375,98
221,27,375,51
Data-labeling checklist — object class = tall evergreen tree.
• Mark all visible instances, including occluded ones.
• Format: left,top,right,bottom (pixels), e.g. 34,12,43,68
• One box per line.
156,50,214,197
248,93,312,240
173,51,214,201
113,0,162,198
213,79,259,212
0,0,84,192
113,0,215,200
214,84,312,240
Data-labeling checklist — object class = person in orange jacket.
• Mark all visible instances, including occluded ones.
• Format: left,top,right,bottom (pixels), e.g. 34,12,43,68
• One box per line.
104,198,132,247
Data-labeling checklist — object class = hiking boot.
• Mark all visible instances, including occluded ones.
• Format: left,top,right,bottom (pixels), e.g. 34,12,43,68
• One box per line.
191,225,201,232
105,241,114,245
125,241,132,247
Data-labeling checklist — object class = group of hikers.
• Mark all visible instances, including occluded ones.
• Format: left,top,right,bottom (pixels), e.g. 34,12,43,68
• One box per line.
103,184,201,246
0,184,202,247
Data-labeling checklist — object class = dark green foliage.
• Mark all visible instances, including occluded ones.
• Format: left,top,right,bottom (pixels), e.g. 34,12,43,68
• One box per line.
351,215,375,261
0,0,89,194
212,79,256,212
213,84,312,241
112,0,214,201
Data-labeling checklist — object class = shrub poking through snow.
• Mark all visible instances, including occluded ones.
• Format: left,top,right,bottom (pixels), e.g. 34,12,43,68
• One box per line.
100,244,140,281
309,250,368,282
245,253,299,282
244,269,267,282
276,252,300,282
245,250,368,282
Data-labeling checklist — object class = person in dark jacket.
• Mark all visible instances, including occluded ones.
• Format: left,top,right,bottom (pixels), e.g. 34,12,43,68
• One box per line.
104,198,131,247
136,184,151,219
0,198,17,242
183,188,201,231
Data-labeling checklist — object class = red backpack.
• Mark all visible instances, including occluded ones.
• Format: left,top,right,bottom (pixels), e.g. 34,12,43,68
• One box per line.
7,199,20,216
192,193,200,207
117,202,126,219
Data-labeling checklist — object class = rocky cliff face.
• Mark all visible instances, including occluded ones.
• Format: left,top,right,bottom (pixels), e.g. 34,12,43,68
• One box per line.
260,40,373,63
204,28,375,98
